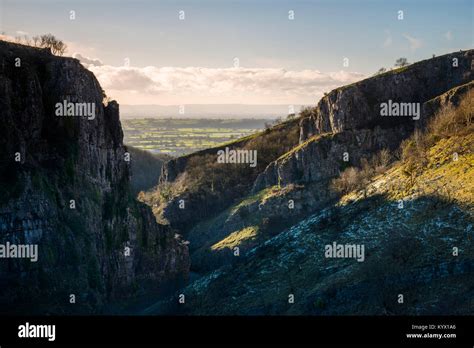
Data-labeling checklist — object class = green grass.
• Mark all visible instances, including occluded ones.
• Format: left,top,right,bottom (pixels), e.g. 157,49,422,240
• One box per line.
122,118,269,157
211,226,259,251
231,187,273,213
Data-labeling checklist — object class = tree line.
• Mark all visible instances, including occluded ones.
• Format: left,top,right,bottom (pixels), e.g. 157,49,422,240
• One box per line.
3,32,67,56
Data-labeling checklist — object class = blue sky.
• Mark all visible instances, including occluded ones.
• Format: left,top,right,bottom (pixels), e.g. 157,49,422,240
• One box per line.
1,0,472,105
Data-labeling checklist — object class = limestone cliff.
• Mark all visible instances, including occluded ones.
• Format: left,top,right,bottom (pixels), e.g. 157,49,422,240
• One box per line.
254,50,473,192
300,50,473,139
0,40,189,314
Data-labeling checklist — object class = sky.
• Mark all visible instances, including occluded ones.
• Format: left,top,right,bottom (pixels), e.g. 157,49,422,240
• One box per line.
0,0,472,106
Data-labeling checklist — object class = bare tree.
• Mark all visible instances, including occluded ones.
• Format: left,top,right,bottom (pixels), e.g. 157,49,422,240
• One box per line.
23,35,31,46
39,34,67,56
394,57,409,68
32,36,40,47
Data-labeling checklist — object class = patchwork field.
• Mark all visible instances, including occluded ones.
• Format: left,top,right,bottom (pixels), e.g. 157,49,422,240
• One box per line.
122,118,270,156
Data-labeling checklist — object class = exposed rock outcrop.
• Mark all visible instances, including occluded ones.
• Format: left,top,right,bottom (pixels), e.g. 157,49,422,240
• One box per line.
300,50,473,139
253,125,412,191
253,50,473,192
0,40,189,314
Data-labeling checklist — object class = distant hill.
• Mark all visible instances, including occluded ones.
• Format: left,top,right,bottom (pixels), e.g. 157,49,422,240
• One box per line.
120,104,306,119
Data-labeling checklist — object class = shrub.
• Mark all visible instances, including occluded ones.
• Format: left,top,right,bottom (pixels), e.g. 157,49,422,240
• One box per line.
401,90,473,177
331,167,359,193
331,148,393,194
378,148,391,168
428,90,473,138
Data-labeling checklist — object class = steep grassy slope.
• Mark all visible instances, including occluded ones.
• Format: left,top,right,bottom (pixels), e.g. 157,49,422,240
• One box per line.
187,181,334,273
143,91,473,315
184,84,472,275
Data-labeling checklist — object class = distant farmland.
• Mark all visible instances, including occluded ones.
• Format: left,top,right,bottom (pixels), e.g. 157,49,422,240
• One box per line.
122,118,272,157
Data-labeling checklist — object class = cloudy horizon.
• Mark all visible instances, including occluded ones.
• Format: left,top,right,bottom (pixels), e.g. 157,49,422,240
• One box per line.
1,0,471,106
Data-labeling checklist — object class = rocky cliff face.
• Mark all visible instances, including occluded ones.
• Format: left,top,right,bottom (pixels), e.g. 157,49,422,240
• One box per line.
253,125,412,191
0,41,189,314
254,50,473,192
300,50,473,139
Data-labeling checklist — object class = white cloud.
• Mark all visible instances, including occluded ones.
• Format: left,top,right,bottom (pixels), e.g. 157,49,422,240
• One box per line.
0,35,365,105
84,63,365,105
73,53,103,66
403,34,422,50
66,41,98,60
444,31,453,41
